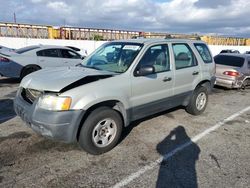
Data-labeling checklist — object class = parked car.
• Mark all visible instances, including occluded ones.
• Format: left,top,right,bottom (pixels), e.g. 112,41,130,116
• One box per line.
214,54,250,89
0,45,84,79
14,39,215,155
220,49,240,54
66,46,88,57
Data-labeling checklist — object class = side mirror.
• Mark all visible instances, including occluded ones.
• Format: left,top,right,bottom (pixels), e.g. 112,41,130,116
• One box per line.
135,65,155,76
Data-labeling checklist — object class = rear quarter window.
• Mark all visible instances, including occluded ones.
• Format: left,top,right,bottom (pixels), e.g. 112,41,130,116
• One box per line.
194,43,212,63
214,55,245,67
61,49,81,59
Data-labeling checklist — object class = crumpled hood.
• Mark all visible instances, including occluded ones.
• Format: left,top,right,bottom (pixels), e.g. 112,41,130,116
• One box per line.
21,66,115,92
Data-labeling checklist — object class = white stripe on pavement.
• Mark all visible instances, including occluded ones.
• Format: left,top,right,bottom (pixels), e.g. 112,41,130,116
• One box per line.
112,106,250,188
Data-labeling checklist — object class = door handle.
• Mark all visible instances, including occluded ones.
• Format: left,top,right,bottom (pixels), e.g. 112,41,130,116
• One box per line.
40,59,45,62
192,71,199,75
163,77,172,82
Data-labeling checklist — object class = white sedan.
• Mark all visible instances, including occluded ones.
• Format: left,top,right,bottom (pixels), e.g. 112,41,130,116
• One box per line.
0,45,84,79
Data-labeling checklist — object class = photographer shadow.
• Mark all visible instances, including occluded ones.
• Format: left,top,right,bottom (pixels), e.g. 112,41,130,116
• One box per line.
156,126,200,188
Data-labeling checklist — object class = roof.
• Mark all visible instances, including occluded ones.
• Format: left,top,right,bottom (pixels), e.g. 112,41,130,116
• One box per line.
15,44,74,51
36,45,72,49
114,38,205,45
215,53,250,58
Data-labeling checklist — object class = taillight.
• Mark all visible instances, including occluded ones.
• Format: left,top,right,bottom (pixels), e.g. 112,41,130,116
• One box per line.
0,56,10,62
223,71,240,77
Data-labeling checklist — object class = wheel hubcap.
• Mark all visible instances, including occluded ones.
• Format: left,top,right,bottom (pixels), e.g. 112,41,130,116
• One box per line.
196,92,207,111
92,118,117,147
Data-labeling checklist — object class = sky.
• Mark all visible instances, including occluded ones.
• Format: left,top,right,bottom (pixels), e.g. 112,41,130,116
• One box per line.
1,0,250,37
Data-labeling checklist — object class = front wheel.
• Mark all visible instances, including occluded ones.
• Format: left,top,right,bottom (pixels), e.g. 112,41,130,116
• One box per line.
186,86,208,115
78,107,123,155
20,66,40,79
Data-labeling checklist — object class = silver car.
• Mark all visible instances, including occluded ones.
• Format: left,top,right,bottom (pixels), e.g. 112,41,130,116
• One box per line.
0,45,15,52
214,54,250,89
14,39,215,154
0,45,83,79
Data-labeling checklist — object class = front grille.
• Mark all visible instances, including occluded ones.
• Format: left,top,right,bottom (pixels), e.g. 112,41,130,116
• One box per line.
21,88,42,104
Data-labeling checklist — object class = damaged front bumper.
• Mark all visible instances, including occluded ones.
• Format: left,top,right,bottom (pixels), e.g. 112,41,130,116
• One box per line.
14,88,85,143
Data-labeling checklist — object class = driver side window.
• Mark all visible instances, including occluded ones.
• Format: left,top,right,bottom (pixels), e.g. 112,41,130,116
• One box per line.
137,44,170,73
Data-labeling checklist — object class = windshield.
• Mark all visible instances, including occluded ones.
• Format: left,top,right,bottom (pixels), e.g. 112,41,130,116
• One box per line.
81,42,143,73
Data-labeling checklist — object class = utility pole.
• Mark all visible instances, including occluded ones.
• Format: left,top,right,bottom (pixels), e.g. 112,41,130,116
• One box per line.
14,12,16,23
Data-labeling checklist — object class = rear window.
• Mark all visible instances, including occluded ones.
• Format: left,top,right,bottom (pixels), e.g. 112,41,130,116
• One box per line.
214,55,245,67
15,46,39,54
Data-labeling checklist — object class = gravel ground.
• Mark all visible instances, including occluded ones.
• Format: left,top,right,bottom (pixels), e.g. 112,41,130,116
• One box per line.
0,77,249,188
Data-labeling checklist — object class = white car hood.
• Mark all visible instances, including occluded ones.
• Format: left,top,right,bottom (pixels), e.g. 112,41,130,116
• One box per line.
21,66,115,92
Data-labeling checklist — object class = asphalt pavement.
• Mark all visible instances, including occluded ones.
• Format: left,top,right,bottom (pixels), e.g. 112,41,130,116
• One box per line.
0,77,249,188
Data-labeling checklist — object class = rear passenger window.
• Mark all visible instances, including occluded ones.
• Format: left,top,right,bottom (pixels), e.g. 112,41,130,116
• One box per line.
172,44,197,69
137,44,170,73
61,49,81,59
194,43,212,63
37,49,60,57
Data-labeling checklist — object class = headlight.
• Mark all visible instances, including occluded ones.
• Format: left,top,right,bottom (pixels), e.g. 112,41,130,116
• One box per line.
38,95,72,111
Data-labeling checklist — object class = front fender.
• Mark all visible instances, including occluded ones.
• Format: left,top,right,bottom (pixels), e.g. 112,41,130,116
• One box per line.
71,92,130,111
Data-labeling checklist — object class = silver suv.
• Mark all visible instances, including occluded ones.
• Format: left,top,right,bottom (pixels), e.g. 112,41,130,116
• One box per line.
14,39,215,155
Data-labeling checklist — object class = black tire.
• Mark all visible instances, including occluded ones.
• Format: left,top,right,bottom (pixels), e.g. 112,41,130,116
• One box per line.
186,86,208,115
241,79,250,90
78,107,123,155
20,66,40,79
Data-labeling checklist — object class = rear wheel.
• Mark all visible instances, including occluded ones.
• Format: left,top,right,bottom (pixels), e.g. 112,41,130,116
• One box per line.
78,107,123,155
20,66,40,79
241,79,250,90
186,86,208,115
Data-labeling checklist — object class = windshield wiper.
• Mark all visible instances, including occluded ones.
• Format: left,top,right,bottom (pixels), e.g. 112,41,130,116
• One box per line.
77,64,102,70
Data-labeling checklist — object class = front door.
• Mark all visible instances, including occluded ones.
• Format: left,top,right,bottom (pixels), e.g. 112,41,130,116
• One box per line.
130,44,174,120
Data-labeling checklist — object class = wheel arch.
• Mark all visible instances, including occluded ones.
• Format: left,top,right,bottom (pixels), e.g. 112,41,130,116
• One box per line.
183,80,211,106
20,64,41,77
76,100,128,141
241,76,250,89
196,80,212,93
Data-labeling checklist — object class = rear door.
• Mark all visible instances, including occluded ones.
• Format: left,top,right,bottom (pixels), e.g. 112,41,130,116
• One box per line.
130,43,174,120
60,49,82,66
171,43,201,95
36,49,63,68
